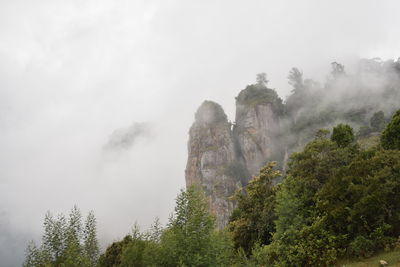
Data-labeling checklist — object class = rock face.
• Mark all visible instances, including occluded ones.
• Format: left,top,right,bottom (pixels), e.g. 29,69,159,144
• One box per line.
234,85,283,177
185,101,240,228
185,85,284,228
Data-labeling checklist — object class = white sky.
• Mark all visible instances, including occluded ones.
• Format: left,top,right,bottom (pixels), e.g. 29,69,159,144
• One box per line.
0,0,399,265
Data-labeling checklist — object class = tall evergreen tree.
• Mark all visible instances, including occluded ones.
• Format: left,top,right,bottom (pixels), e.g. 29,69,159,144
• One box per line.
84,211,99,266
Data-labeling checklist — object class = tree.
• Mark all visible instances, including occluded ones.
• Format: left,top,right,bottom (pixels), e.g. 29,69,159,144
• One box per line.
331,124,355,148
83,211,99,266
261,131,356,266
256,72,268,86
42,212,66,263
23,241,51,267
98,235,133,267
146,217,163,243
23,207,98,267
229,162,280,254
331,62,345,78
317,148,400,257
381,110,400,150
288,67,304,92
159,186,216,266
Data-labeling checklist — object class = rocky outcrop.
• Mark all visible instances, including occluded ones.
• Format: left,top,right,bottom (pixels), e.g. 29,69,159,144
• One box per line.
234,85,283,177
185,101,240,228
185,85,284,228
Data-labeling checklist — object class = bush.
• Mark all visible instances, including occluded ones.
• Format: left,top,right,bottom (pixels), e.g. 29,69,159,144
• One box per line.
258,217,338,267
349,235,375,258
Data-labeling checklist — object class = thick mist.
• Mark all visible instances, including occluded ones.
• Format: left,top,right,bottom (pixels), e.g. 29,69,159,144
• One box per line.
1,0,400,265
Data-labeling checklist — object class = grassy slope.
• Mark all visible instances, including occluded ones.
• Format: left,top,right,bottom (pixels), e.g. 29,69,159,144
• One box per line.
338,250,400,267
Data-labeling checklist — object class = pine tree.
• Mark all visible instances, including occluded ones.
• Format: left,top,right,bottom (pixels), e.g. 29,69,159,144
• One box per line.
42,212,67,262
288,67,304,92
147,217,163,243
84,211,99,266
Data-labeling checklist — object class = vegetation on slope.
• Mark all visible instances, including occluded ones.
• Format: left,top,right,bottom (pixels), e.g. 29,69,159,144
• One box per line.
228,111,400,266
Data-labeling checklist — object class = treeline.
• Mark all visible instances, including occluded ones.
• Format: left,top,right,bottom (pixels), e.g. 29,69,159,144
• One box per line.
24,188,234,266
24,109,400,266
23,206,99,267
229,112,400,266
97,187,233,267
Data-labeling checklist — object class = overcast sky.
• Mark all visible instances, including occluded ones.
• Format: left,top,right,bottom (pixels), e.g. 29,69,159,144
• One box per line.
1,0,399,265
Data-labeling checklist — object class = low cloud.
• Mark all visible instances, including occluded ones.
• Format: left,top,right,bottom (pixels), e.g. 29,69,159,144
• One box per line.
104,122,152,151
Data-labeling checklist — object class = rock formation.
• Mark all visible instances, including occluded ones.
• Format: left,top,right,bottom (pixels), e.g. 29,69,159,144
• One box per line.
186,58,400,228
234,84,283,177
185,101,240,228
185,85,284,228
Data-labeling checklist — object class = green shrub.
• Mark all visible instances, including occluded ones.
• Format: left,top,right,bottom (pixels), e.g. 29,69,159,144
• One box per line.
349,235,375,258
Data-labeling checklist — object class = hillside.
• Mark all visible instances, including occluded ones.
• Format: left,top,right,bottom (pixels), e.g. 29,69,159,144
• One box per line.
186,58,400,227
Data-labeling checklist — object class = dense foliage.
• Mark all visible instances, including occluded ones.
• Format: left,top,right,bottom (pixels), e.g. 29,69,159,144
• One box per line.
229,162,280,254
228,118,400,266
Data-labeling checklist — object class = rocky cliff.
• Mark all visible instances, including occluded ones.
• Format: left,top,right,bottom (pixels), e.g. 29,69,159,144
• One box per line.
234,84,284,177
185,85,283,228
185,101,241,228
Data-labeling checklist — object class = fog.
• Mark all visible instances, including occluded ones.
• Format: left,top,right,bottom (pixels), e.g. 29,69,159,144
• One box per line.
0,0,399,265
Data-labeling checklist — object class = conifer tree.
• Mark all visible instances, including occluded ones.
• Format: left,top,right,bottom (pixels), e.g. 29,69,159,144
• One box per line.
84,211,99,266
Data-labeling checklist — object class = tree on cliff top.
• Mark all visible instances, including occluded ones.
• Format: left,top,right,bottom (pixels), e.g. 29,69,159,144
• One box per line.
288,67,304,92
256,72,268,86
235,73,282,110
331,62,345,78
